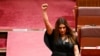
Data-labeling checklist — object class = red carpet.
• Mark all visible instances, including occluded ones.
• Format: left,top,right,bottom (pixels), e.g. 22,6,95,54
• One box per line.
0,0,75,29
7,31,52,56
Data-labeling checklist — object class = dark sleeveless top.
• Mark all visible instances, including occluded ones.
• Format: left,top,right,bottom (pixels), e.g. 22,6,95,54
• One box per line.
44,30,79,56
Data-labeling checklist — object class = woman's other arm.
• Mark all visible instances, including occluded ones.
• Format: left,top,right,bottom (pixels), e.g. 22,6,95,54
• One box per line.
74,45,80,56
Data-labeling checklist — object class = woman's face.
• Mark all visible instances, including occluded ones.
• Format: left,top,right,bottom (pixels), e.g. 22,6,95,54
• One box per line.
58,24,66,36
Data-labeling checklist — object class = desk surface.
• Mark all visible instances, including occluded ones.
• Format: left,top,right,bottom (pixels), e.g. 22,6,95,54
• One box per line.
0,48,6,52
81,49,100,56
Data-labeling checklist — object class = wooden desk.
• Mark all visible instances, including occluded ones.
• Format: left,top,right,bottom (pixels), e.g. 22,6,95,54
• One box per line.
0,48,6,53
81,49,100,56
78,26,100,56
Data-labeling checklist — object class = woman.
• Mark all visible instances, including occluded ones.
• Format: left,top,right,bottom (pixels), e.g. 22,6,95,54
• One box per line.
42,3,80,56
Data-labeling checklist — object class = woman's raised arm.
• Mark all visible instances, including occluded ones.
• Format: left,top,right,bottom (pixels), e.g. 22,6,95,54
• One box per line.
41,3,53,35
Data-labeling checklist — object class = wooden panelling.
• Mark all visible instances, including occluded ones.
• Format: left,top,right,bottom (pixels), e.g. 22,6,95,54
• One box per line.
78,16,100,25
81,49,100,56
77,0,100,6
81,37,100,47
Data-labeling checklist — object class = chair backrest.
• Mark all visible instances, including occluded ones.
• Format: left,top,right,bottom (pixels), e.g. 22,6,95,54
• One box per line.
77,7,100,25
78,26,100,47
